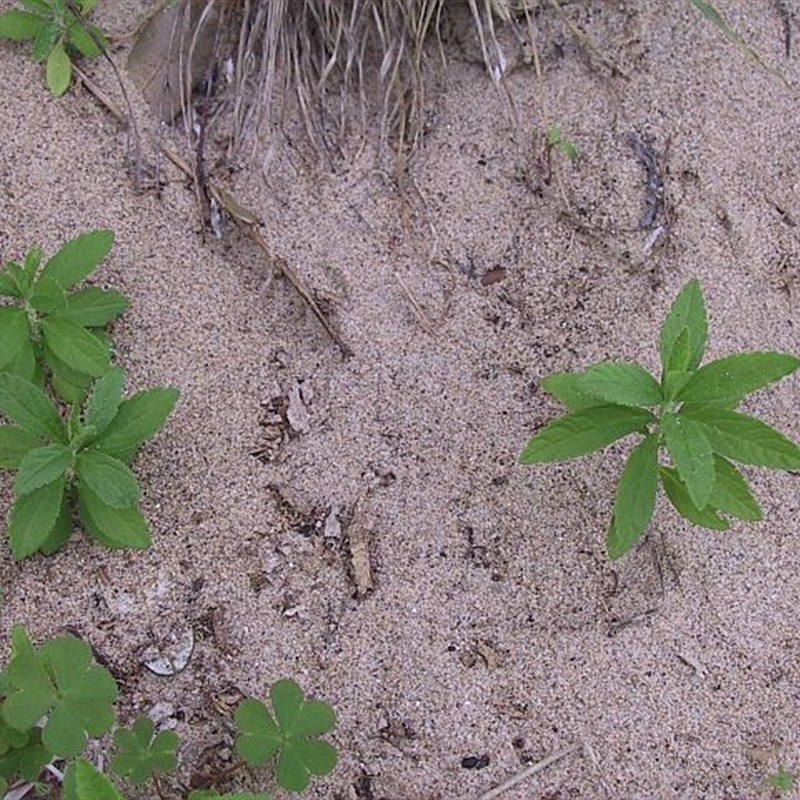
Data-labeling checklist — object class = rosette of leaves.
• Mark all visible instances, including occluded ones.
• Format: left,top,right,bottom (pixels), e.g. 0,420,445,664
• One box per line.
520,278,800,559
0,229,126,403
0,367,179,558
235,679,338,793
0,0,106,96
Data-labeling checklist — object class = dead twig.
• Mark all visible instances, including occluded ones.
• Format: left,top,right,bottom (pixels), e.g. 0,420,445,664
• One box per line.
476,743,581,799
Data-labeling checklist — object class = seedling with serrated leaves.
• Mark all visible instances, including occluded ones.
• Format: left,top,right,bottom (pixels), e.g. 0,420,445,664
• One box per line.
0,229,127,403
520,278,800,559
235,679,338,793
0,0,106,96
0,366,178,558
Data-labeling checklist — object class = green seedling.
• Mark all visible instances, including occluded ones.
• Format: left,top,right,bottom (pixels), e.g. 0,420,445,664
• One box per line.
111,717,179,786
0,367,179,559
0,0,106,96
768,768,797,793
235,679,338,793
547,127,580,161
0,229,127,403
520,278,800,559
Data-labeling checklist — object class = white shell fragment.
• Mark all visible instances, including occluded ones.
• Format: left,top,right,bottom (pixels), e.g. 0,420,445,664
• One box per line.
142,628,195,676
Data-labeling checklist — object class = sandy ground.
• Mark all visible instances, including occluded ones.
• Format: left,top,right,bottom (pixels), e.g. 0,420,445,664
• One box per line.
1,1,800,798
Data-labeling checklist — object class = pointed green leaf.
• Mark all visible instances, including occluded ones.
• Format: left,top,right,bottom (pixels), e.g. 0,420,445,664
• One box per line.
67,20,104,57
39,493,73,555
77,484,151,549
519,405,654,463
709,455,762,521
40,230,115,289
76,451,140,508
92,387,179,458
60,287,129,326
86,368,126,435
46,40,72,96
14,443,71,495
0,10,45,40
660,278,707,372
41,316,110,377
0,268,22,297
665,326,691,373
659,466,729,530
677,352,800,403
662,412,716,509
0,425,42,469
6,334,37,382
111,718,179,785
577,361,662,406
663,370,693,402
31,19,58,61
0,308,31,371
43,343,95,404
63,759,124,800
607,434,659,560
8,477,65,558
29,274,67,314
680,407,800,470
540,372,604,410
0,372,65,440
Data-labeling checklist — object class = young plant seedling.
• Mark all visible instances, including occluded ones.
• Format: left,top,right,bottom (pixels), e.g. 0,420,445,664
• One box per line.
767,768,797,794
111,717,179,788
547,127,580,162
520,278,800,559
0,228,127,403
0,366,179,558
0,0,106,96
235,679,338,793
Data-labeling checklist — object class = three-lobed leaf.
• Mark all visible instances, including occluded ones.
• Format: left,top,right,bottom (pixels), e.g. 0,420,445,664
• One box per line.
111,717,179,785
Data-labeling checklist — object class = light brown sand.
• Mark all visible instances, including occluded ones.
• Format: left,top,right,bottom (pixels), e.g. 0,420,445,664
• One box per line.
1,1,799,798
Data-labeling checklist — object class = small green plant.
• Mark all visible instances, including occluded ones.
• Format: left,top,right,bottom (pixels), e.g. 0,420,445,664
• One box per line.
768,768,797,794
0,0,106,96
0,625,335,798
547,127,580,162
520,278,800,558
0,228,127,403
0,367,178,558
235,679,338,792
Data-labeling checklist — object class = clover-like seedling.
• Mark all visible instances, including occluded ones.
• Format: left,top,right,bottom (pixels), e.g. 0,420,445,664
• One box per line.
111,717,179,786
0,626,118,761
0,367,179,558
520,278,800,558
547,127,580,161
0,0,106,96
0,229,127,403
235,679,338,793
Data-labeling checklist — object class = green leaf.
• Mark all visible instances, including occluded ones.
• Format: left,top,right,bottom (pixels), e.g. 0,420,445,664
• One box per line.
29,274,67,314
43,344,94,405
5,261,31,297
39,636,118,757
709,455,762,521
111,718,179,785
46,39,72,96
519,405,654,463
17,0,51,14
680,407,800,470
0,372,65,441
92,387,179,459
607,434,659,560
63,758,124,800
577,361,662,407
86,368,126,436
40,316,110,377
0,308,31,372
235,699,281,765
539,372,604,410
76,451,140,508
14,443,71,495
0,10,45,40
78,484,152,549
677,352,800,403
662,370,693,402
660,278,707,372
67,20,104,56
665,326,691,373
5,335,37,382
39,492,73,555
1,626,57,731
662,412,715,509
0,268,22,298
0,727,51,782
659,467,729,530
8,477,65,559
60,287,129,326
40,230,115,289
0,425,42,469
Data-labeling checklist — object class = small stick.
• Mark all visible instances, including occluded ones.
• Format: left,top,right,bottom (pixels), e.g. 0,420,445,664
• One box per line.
393,271,437,337
476,743,581,800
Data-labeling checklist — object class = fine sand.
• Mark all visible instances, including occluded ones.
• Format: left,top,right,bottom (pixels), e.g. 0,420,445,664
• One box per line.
1,2,799,798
